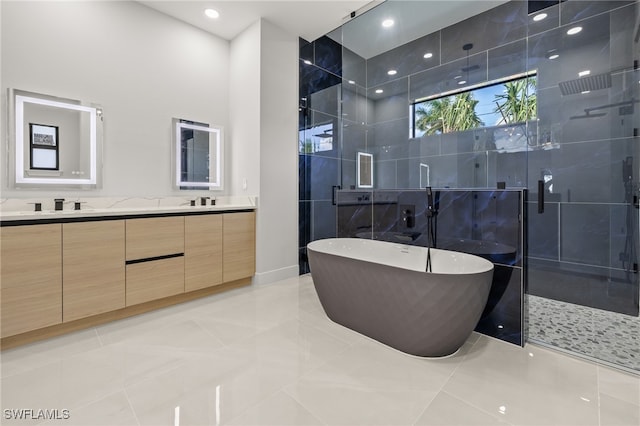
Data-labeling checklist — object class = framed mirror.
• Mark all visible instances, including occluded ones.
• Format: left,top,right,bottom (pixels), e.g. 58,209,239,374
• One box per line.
357,152,373,188
10,89,102,188
173,118,223,190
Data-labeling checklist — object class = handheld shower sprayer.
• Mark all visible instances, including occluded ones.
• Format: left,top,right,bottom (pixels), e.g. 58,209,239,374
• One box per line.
425,186,438,272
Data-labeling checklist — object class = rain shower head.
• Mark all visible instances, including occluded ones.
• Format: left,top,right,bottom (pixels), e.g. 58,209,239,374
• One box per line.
558,72,612,96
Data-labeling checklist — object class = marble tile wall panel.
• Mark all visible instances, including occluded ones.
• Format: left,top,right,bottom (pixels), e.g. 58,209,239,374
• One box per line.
375,160,398,190
475,265,524,346
527,14,611,91
299,199,312,240
609,4,638,72
308,84,341,118
409,52,488,102
527,200,560,260
559,0,635,25
370,118,410,147
314,36,342,76
312,201,337,241
341,121,367,162
299,62,341,99
528,258,639,316
341,83,368,127
487,39,527,81
341,158,357,190
560,203,610,266
300,155,340,202
366,31,441,88
440,1,527,64
342,46,366,86
370,80,409,124
527,3,561,36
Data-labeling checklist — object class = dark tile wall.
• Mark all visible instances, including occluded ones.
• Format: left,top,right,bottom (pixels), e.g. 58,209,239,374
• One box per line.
300,0,639,354
336,189,526,346
299,36,345,274
340,0,639,316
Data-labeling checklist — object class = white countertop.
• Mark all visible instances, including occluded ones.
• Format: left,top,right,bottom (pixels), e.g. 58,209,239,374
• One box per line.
0,197,256,222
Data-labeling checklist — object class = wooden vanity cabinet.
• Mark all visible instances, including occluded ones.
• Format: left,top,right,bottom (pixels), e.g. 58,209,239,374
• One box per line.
125,216,185,306
185,215,223,292
62,221,125,322
223,211,256,282
1,224,62,337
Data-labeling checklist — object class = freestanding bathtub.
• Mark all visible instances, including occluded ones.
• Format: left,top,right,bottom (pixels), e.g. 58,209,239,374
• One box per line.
307,238,494,357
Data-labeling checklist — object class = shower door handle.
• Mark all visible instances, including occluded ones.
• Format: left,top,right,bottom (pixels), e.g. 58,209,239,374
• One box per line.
537,180,544,214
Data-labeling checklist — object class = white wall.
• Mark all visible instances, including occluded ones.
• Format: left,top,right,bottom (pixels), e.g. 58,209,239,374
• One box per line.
1,2,299,284
228,21,261,197
229,19,299,284
256,20,299,283
1,0,230,197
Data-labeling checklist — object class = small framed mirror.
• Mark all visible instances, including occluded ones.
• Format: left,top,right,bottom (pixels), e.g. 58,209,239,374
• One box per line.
173,118,223,190
357,152,373,188
10,89,102,188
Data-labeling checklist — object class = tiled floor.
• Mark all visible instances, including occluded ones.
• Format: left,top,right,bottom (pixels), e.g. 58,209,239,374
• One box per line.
1,274,639,426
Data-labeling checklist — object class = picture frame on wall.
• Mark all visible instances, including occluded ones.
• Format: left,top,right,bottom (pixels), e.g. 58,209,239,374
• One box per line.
29,123,59,170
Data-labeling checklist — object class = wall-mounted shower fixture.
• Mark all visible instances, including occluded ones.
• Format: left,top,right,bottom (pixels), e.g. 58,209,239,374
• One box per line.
570,98,639,120
400,205,415,228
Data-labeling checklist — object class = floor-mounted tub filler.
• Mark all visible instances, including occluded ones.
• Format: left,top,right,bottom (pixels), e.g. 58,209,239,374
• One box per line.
307,238,494,357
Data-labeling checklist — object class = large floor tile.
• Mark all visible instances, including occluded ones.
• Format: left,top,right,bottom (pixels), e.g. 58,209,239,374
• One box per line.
414,391,513,426
124,347,303,425
226,390,323,425
598,365,640,407
1,328,102,378
1,275,638,426
41,391,138,426
285,379,436,425
599,393,640,426
443,336,600,425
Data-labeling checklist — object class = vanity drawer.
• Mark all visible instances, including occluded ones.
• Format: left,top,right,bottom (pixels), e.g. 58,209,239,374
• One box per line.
125,216,184,260
125,256,184,306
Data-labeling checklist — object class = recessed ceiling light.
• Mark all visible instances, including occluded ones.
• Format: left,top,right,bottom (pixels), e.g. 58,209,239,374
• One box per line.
454,75,462,79
423,52,433,59
348,80,355,85
578,70,591,77
581,90,591,94
458,80,467,85
303,60,312,65
382,19,394,28
567,26,582,35
533,13,547,22
375,89,384,94
204,8,219,19
548,53,560,60
387,69,397,76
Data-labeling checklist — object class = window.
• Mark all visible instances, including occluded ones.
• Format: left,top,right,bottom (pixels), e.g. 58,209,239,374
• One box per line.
299,123,334,153
411,74,537,138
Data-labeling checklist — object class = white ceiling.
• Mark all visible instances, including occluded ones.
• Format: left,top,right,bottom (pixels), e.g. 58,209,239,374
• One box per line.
139,1,509,58
138,0,376,43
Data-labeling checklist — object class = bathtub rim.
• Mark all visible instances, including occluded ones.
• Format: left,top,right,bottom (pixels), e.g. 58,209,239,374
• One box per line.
307,237,494,275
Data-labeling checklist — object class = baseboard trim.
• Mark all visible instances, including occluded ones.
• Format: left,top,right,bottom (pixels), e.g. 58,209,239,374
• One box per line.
253,265,299,285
